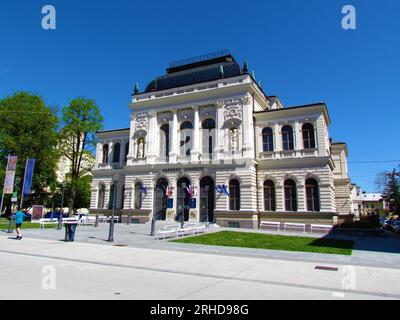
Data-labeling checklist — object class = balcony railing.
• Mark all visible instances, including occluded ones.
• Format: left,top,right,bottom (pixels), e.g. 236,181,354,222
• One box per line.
259,148,319,160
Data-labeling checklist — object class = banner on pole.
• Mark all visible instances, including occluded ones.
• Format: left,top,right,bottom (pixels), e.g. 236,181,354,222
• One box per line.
3,156,18,194
23,158,36,195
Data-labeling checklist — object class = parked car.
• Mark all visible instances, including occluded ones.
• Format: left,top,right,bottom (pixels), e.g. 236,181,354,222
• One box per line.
393,224,400,233
391,220,400,231
383,219,393,229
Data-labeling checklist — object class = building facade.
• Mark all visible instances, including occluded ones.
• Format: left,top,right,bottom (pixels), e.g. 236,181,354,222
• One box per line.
90,51,353,228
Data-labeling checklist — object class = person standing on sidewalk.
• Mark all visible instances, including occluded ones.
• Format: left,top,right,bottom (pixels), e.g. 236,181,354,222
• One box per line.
15,207,27,240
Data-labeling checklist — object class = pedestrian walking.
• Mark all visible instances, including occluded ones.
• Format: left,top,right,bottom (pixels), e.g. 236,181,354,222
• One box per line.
15,207,27,240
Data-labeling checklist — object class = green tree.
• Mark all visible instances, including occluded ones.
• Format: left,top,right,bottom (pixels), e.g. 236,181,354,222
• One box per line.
376,168,400,214
0,92,60,212
60,98,103,215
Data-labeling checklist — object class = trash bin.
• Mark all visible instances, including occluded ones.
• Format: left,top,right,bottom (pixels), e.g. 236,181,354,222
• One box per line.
64,222,78,241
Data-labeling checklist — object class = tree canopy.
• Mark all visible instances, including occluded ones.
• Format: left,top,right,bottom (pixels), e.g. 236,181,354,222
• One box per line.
60,97,103,215
0,92,60,212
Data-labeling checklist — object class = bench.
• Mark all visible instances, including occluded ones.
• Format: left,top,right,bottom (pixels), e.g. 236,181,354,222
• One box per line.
310,224,333,234
260,221,281,231
157,225,180,240
177,223,209,237
105,217,120,223
177,223,199,236
79,216,96,225
96,216,108,223
193,223,207,234
284,222,306,233
39,218,59,229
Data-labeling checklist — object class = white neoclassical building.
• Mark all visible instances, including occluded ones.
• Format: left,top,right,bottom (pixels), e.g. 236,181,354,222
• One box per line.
90,51,353,228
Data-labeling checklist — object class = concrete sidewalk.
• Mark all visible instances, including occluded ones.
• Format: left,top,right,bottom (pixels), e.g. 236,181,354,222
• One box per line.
3,223,400,269
0,236,399,299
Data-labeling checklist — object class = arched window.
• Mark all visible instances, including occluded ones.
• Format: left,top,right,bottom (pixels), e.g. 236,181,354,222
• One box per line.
97,184,105,209
302,123,316,149
202,118,216,159
306,178,320,212
284,179,297,211
102,144,109,163
113,143,121,163
180,121,193,157
282,125,294,151
160,124,170,162
134,182,143,210
229,179,240,211
136,137,145,158
263,180,276,211
124,142,129,162
262,128,274,152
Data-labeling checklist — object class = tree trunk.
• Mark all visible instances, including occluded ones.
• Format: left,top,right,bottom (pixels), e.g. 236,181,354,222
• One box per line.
68,183,76,217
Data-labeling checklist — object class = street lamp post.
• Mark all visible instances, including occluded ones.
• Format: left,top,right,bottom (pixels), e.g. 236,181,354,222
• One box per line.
8,177,20,234
127,189,132,225
108,176,118,242
95,206,99,227
7,204,15,234
57,181,66,230
150,186,157,236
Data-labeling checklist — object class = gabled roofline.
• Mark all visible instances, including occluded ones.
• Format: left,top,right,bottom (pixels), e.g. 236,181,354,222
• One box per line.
254,102,331,125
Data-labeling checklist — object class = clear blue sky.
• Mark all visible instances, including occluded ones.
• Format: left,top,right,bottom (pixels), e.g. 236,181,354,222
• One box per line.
1,0,399,192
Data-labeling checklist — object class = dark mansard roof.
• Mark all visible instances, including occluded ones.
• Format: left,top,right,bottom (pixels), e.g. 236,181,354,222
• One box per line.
143,51,244,93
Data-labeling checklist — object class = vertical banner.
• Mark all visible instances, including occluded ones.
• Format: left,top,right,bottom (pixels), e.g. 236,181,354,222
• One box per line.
3,156,18,194
23,158,36,195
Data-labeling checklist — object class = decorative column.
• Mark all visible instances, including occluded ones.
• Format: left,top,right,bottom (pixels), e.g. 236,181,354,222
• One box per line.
95,142,102,166
147,111,157,164
191,106,200,162
126,113,136,164
274,123,282,158
169,110,178,163
214,101,225,160
297,183,306,211
108,141,113,165
294,121,302,151
241,96,253,158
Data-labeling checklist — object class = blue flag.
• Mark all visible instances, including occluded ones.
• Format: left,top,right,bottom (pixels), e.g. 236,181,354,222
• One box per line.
23,159,35,195
140,186,148,195
221,185,230,196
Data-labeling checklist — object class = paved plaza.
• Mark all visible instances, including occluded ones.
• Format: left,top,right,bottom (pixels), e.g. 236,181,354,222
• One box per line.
3,222,400,268
1,222,400,300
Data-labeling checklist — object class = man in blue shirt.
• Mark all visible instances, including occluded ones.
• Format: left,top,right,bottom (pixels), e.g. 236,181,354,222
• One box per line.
15,207,27,240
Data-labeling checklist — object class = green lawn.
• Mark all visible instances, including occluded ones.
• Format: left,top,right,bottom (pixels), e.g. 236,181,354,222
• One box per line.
0,222,56,230
172,231,354,255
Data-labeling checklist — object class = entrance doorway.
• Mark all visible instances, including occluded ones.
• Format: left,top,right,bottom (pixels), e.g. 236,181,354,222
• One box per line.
176,177,190,222
154,178,168,220
200,176,215,223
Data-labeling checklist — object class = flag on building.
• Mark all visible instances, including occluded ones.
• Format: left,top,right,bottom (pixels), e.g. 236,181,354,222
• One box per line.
216,184,230,196
186,185,195,198
166,186,173,197
139,186,148,195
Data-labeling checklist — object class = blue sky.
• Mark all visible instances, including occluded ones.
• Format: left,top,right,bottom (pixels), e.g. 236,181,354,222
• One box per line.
0,0,399,192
